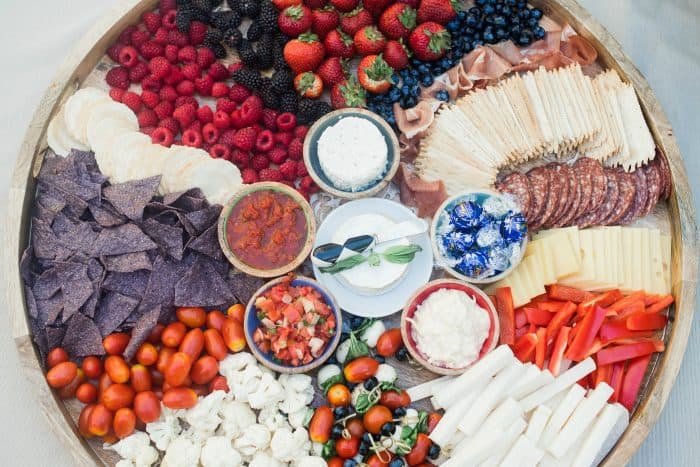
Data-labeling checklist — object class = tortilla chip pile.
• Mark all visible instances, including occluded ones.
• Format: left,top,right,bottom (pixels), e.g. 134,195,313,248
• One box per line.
20,150,264,362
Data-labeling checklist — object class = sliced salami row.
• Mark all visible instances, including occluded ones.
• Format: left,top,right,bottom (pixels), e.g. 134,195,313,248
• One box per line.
495,153,671,231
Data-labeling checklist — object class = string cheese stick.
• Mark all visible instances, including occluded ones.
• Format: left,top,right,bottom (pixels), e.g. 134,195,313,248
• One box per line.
511,367,553,401
539,384,587,448
477,418,527,467
429,385,484,448
499,435,544,467
407,376,454,402
519,358,595,412
572,403,629,467
483,398,523,431
524,404,552,445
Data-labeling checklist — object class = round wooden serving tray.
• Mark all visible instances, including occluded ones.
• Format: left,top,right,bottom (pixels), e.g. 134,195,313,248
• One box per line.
3,0,697,465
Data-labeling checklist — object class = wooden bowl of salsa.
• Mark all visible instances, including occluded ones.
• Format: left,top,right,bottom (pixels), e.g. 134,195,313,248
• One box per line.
217,182,316,277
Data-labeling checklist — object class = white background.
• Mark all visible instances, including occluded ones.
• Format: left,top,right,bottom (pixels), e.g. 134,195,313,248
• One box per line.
0,0,698,465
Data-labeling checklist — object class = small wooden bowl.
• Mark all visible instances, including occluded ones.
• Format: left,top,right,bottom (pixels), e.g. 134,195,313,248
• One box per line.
244,275,342,374
217,182,316,278
401,279,500,376
303,108,400,199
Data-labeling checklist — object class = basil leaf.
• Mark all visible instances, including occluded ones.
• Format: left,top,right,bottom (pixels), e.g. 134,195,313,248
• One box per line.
321,440,336,460
379,381,402,393
396,425,418,455
320,373,345,394
319,253,367,273
416,411,429,434
345,332,370,362
353,318,375,335
381,244,423,264
355,387,381,414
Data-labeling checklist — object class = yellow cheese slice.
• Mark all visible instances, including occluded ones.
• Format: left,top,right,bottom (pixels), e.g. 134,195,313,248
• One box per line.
640,228,652,292
507,269,530,308
630,228,643,293
535,241,557,285
607,226,623,289
559,229,605,290
661,234,672,293
620,228,635,294
525,253,547,297
541,230,581,279
649,229,665,295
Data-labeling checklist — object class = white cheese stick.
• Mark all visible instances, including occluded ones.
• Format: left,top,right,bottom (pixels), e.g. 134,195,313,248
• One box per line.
407,376,454,402
540,431,587,466
549,383,614,458
499,435,544,467
524,404,551,445
450,427,505,466
434,345,514,409
477,418,527,467
508,364,546,400
539,384,587,448
542,390,567,411
430,386,484,448
591,403,629,467
572,403,629,467
458,360,526,436
483,398,523,430
519,358,595,412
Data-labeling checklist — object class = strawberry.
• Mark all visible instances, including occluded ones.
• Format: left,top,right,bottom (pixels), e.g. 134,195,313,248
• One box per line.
317,57,347,86
311,7,340,39
383,40,410,70
354,26,387,56
399,0,420,6
324,29,355,59
329,0,358,13
416,0,456,25
364,0,393,17
305,0,327,8
294,72,324,98
283,33,326,74
379,4,417,40
357,55,394,94
278,5,313,37
272,0,301,10
339,8,373,36
330,78,367,109
409,22,451,61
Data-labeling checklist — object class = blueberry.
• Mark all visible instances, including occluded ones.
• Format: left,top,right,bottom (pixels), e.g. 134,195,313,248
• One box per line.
501,5,512,16
533,25,546,40
334,406,350,419
472,39,484,48
344,460,358,467
404,77,417,87
505,0,517,5
400,84,410,96
509,24,522,37
389,88,401,102
493,13,507,26
458,10,467,20
466,13,478,27
410,87,420,97
405,96,417,107
409,68,419,78
361,432,373,444
509,14,521,25
389,458,404,467
518,31,533,46
435,90,449,102
483,31,497,44
347,382,357,391
518,8,531,19
393,407,407,417
447,20,461,32
396,346,409,361
326,354,338,365
331,424,344,439
464,26,476,36
364,376,379,390
483,4,495,15
468,6,481,16
421,75,434,86
375,354,387,363
474,0,487,6
380,422,395,436
517,0,527,7
527,17,538,28
428,443,441,459
494,4,503,13
349,316,364,329
367,103,377,112
496,28,508,40
530,7,543,19
358,440,370,456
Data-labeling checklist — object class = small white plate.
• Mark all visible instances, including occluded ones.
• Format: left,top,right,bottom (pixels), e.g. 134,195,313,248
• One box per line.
312,198,434,317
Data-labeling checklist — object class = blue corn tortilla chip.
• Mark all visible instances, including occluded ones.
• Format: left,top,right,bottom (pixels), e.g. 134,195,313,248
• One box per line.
57,222,99,255
51,262,93,318
103,176,161,221
137,257,187,316
102,252,153,273
32,322,49,362
33,267,63,300
228,273,265,305
46,326,66,350
184,206,221,234
51,212,78,237
186,224,224,261
41,173,101,204
25,286,38,319
36,295,64,327
89,201,127,227
62,312,105,357
103,271,150,298
175,254,234,307
94,291,140,336
123,306,160,361
31,218,72,260
163,188,205,206
20,247,35,287
91,223,157,256
141,218,184,261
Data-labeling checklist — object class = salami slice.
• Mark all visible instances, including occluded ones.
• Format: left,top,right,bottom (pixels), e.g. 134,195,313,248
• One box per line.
576,158,607,212
526,167,550,227
618,167,648,225
497,172,532,219
593,170,620,226
642,162,662,216
539,165,562,229
572,158,593,219
556,165,582,227
655,149,672,200
545,163,570,228
603,170,636,225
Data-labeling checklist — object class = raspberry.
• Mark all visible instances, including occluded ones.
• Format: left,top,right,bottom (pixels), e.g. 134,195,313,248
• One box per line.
276,112,297,131
158,117,180,135
142,11,161,33
137,108,159,127
109,88,124,102
233,127,257,151
107,43,123,62
274,132,294,148
154,100,174,119
121,91,142,112
140,41,164,59
117,25,136,45
148,56,171,80
164,44,179,63
202,123,220,144
229,84,252,103
154,27,169,44
141,126,156,136
228,62,244,74
196,105,214,124
279,180,296,189
189,21,209,45
267,147,288,165
196,48,216,69
294,125,309,139
141,90,160,109
241,168,259,184
141,75,162,92
176,80,195,96
173,103,196,128
174,95,198,109
211,82,229,98
208,63,229,81
178,46,197,63
167,29,189,47
232,149,250,167
181,63,202,81
216,98,238,114
210,143,232,160
187,120,202,133
251,155,270,171
161,10,177,30
213,110,231,129
279,160,298,181
159,0,176,14
259,168,282,182
239,95,264,126
255,130,275,153
128,61,149,83
118,46,139,67
220,130,237,147
106,66,130,90
152,127,174,147
261,109,279,130
182,129,203,148
287,137,303,160
163,67,184,85
297,162,309,177
131,29,150,48
300,175,315,191
159,85,178,102
194,74,214,96
230,109,245,129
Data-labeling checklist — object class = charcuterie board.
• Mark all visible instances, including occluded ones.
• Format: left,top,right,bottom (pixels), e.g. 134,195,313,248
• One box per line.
3,0,697,466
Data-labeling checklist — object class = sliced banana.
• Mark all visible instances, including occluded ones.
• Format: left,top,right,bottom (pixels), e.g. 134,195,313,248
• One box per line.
47,106,90,156
185,158,243,205
85,99,138,149
161,146,209,195
64,87,112,146
109,132,153,184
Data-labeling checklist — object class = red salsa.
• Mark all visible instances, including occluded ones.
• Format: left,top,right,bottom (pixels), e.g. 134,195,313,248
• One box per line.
226,189,308,270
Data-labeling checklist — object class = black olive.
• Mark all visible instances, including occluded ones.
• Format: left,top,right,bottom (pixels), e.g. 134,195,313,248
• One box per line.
361,432,373,444
393,407,407,417
349,316,365,330
381,422,395,436
375,355,386,364
396,347,409,361
331,424,344,439
343,460,358,467
389,458,405,467
428,443,441,459
334,406,350,419
358,440,370,456
364,377,379,390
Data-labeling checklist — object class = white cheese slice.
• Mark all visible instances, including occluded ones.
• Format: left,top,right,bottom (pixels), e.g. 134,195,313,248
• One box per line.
649,229,665,295
661,234,672,293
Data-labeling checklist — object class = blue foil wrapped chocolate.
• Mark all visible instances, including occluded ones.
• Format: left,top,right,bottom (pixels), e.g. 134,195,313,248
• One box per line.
501,211,527,244
441,230,475,257
476,223,505,249
450,200,485,231
455,250,490,278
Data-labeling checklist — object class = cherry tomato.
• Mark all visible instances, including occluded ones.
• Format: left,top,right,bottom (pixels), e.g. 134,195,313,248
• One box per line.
87,404,113,437
366,453,393,467
427,412,442,434
345,417,366,438
58,368,85,399
203,329,228,361
104,355,130,383
376,329,403,357
309,405,333,443
222,319,245,352
103,333,131,355
176,307,207,328
161,322,187,348
164,351,192,387
344,357,379,383
133,391,161,423
78,404,95,438
192,384,208,396
113,408,137,439
379,390,411,410
130,364,152,392
327,383,351,407
208,375,229,393
363,405,392,434
46,361,78,388
82,356,103,379
335,437,360,459
46,347,69,369
191,355,219,385
179,328,204,360
135,343,159,366
101,383,135,411
156,347,176,374
76,382,99,404
327,457,344,467
227,303,245,324
405,433,431,466
206,310,227,332
102,430,119,444
147,323,165,344
97,372,113,398
163,387,198,409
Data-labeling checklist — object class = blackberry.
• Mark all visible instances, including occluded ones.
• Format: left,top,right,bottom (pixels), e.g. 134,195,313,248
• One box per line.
232,67,263,90
254,34,275,69
209,42,227,59
258,0,278,33
240,0,261,18
190,4,211,23
270,68,293,94
223,28,243,48
176,8,194,32
297,98,316,124
211,10,241,30
205,28,224,44
246,21,264,41
279,92,299,114
260,84,281,110
238,40,259,67
192,0,211,11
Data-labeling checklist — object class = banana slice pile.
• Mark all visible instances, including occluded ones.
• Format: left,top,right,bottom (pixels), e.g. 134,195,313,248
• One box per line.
47,87,242,205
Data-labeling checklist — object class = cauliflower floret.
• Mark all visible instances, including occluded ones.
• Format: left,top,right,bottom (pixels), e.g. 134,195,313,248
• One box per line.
133,445,159,467
248,372,285,409
278,383,314,414
269,428,298,462
219,400,257,439
200,436,242,467
185,390,226,434
288,407,313,429
248,450,284,467
107,432,151,460
293,427,312,456
295,456,328,467
219,352,256,374
310,442,324,457
116,460,134,467
258,404,291,433
229,364,264,403
146,406,183,451
278,374,313,393
233,424,271,457
183,426,217,447
161,435,201,467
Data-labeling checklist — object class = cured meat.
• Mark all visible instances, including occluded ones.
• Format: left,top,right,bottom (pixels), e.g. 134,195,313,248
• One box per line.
586,158,608,212
543,163,569,228
603,170,636,225
575,170,619,228
641,162,662,216
539,166,562,229
619,167,648,225
526,167,550,225
654,149,672,201
549,163,574,226
396,163,448,218
556,165,582,227
496,172,532,219
572,158,594,219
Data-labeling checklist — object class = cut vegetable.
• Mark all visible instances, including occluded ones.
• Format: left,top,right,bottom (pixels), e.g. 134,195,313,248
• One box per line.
546,285,595,303
619,354,652,410
525,307,554,326
548,326,571,377
406,375,453,402
626,312,668,331
565,305,606,361
609,361,625,403
513,333,538,363
429,386,483,448
519,358,595,412
524,404,552,445
539,384,587,448
572,403,629,467
644,294,674,314
511,368,554,401
449,426,505,466
596,340,664,366
478,417,527,467
545,302,577,344
496,287,516,345
500,434,544,467
483,397,523,430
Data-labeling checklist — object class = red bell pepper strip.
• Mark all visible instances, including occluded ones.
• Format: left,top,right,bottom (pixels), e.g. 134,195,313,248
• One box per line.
594,364,612,388
546,285,595,303
616,301,645,319
524,307,554,326
529,293,549,303
609,361,626,403
645,295,674,314
599,319,654,342
515,309,527,329
577,290,623,318
619,354,653,410
596,340,665,366
512,333,538,363
536,301,565,313
548,326,570,377
626,312,668,331
545,301,577,344
534,328,547,370
495,287,516,346
644,294,665,306
608,291,646,314
565,305,607,361
515,326,528,339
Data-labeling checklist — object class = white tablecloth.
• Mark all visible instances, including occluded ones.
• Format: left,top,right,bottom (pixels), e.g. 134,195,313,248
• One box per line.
0,0,697,465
